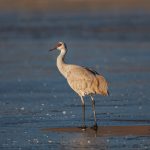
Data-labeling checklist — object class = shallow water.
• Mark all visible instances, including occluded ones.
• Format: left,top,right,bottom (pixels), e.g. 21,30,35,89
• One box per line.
0,11,150,149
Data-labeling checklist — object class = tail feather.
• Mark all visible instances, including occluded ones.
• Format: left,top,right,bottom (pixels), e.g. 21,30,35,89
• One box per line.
96,75,109,96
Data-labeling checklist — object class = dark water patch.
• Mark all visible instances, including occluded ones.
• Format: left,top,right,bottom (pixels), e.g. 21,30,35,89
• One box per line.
111,119,150,124
0,12,150,41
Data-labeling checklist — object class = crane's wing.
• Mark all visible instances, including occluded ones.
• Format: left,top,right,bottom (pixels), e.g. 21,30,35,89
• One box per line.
66,65,108,96
66,65,97,81
82,67,99,75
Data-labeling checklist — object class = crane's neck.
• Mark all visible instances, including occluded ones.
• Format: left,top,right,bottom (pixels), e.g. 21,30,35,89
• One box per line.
57,49,68,78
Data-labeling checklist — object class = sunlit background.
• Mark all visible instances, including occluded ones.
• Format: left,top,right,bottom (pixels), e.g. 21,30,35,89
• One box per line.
0,0,150,149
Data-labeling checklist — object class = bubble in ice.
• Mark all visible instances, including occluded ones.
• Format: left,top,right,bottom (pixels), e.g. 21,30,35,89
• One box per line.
139,106,142,110
12,140,17,145
3,143,9,146
3,94,7,98
20,107,25,111
87,140,91,144
72,114,76,118
53,95,57,98
48,140,52,143
43,83,47,87
24,131,28,134
17,78,22,82
44,134,49,138
144,146,148,149
121,93,124,97
114,106,118,109
33,138,39,144
62,111,66,115
46,113,52,117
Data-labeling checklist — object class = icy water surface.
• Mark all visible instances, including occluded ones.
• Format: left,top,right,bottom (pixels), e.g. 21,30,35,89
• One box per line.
0,11,150,149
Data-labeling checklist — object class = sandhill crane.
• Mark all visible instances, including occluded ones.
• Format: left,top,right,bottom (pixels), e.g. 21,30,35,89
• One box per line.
50,42,109,130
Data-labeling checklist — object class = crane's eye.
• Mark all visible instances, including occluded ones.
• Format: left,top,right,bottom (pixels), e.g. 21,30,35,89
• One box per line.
57,43,62,47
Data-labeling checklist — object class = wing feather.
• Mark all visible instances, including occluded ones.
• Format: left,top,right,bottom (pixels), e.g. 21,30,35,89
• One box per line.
66,65,98,95
65,65,109,96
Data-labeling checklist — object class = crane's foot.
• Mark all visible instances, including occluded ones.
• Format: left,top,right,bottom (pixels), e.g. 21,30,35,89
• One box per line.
78,125,87,131
91,123,98,130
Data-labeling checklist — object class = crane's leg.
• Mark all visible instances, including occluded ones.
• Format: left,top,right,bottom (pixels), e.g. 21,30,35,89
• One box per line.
90,95,98,130
80,96,86,129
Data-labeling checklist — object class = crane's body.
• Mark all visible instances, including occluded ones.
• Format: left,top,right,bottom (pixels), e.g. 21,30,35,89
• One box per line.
50,42,109,130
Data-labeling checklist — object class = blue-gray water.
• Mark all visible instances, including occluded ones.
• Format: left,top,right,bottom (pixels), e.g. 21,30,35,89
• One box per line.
0,11,150,149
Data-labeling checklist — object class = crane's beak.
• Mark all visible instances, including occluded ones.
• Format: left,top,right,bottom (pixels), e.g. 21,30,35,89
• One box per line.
49,47,57,51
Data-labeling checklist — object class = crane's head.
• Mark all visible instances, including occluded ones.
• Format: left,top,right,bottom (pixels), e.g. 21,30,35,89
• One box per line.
50,42,67,52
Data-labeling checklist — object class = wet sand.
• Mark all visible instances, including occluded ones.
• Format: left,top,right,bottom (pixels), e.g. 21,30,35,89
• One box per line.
43,125,150,137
